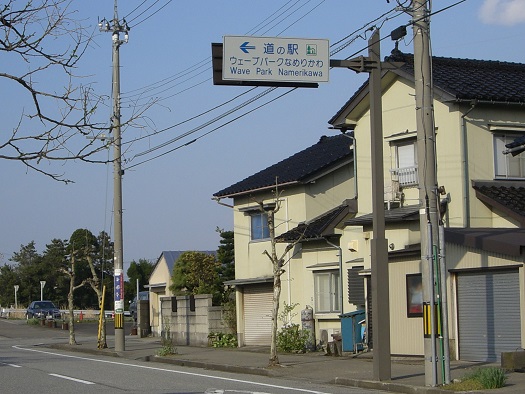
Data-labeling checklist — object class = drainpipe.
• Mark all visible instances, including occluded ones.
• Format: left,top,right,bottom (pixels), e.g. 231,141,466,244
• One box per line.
460,100,477,228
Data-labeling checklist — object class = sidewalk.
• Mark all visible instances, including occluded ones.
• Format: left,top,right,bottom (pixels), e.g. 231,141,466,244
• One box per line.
48,333,525,394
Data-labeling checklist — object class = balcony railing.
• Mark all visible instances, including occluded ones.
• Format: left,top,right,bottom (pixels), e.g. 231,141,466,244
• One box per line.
390,166,418,187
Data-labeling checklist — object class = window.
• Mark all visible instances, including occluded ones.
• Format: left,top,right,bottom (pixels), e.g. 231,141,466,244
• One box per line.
390,140,418,186
250,212,270,240
314,270,340,313
494,134,525,179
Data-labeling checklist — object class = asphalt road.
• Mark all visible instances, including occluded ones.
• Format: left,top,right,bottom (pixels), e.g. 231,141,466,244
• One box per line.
0,319,387,394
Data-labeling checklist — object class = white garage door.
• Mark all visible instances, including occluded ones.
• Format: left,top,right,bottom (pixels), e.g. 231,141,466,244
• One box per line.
244,284,273,346
457,269,521,362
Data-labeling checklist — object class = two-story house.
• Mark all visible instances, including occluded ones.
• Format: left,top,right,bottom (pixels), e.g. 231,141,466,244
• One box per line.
329,52,525,362
213,134,357,346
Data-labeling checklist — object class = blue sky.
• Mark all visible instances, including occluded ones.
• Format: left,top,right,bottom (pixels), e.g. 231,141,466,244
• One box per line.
1,0,524,271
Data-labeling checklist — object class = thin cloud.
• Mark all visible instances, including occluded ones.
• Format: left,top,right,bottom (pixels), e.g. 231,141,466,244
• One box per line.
479,0,525,25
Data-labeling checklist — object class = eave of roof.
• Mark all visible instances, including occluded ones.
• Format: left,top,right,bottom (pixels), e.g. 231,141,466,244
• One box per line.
344,205,419,227
214,134,353,198
472,180,525,227
276,199,358,242
445,227,525,257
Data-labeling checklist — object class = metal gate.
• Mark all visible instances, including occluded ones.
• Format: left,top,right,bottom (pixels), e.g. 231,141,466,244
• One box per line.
457,269,521,362
244,284,273,346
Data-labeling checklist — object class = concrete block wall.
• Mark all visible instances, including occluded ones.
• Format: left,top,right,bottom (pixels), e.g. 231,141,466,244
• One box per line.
160,294,230,346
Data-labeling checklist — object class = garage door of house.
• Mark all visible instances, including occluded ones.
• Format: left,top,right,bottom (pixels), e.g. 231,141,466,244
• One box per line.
243,284,273,346
457,269,521,362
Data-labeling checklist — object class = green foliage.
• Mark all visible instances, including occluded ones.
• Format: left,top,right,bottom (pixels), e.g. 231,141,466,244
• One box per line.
277,323,310,353
26,318,40,326
208,332,238,348
170,251,220,300
467,367,507,389
276,302,309,353
126,258,155,305
0,229,114,310
444,367,507,391
216,228,235,283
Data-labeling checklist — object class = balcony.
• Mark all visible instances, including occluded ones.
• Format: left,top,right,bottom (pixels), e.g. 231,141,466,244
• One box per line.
390,166,418,187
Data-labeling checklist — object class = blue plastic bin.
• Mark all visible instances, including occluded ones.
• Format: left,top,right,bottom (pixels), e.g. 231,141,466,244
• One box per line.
339,310,365,352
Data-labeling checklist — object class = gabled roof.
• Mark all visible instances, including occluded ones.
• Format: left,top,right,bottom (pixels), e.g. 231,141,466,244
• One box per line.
214,134,353,198
472,180,525,227
329,52,525,125
276,199,357,242
344,205,419,226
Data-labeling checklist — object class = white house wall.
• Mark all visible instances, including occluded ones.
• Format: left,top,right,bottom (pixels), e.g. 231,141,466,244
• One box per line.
338,69,525,358
231,164,355,346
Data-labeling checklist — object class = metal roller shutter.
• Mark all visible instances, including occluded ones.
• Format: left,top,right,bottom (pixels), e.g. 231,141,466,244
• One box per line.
457,269,521,362
244,284,273,346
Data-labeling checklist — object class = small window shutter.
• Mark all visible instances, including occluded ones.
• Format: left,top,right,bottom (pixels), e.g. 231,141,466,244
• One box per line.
347,266,365,305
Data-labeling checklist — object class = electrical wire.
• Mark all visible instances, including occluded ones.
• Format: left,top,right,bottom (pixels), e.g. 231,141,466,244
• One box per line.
124,87,296,170
121,1,469,170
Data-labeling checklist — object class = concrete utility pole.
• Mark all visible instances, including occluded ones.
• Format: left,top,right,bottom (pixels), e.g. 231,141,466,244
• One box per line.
411,0,446,386
330,29,393,381
99,0,129,352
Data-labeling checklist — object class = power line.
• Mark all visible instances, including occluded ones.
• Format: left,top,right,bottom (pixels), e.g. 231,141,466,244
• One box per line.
124,87,296,170
121,1,468,169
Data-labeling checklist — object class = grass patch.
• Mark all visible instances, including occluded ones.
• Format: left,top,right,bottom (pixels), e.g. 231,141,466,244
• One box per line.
444,367,507,391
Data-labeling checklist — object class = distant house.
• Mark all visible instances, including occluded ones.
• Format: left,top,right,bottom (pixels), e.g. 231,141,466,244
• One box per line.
330,52,525,361
214,135,356,346
148,250,215,336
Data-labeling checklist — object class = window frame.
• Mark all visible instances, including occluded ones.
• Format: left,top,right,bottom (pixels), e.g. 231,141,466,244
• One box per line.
314,270,341,313
493,133,525,180
250,211,270,241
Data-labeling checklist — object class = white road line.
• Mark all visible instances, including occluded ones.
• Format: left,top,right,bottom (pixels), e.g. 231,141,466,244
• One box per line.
13,345,332,394
0,362,22,368
49,373,95,385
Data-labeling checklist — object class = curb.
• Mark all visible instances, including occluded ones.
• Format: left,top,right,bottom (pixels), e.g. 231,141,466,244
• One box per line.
148,355,273,377
334,377,452,394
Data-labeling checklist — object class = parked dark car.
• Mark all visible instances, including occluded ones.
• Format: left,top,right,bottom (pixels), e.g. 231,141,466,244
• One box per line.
129,291,149,320
26,300,61,320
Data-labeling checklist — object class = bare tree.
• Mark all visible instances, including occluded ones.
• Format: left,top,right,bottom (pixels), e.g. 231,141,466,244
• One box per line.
0,1,152,182
257,184,304,367
60,247,86,345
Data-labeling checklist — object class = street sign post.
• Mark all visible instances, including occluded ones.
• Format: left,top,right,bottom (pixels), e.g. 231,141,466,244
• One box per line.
222,36,329,84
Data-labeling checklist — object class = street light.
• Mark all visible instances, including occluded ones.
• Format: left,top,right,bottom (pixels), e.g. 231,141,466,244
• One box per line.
40,281,46,301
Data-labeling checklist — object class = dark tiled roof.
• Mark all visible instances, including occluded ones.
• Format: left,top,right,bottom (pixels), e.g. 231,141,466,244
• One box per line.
214,134,353,197
345,205,419,226
472,180,525,227
329,52,525,124
276,199,357,242
387,52,525,103
445,228,525,257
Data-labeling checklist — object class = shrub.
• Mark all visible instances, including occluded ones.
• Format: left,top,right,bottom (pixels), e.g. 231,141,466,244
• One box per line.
208,332,237,348
277,323,310,352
